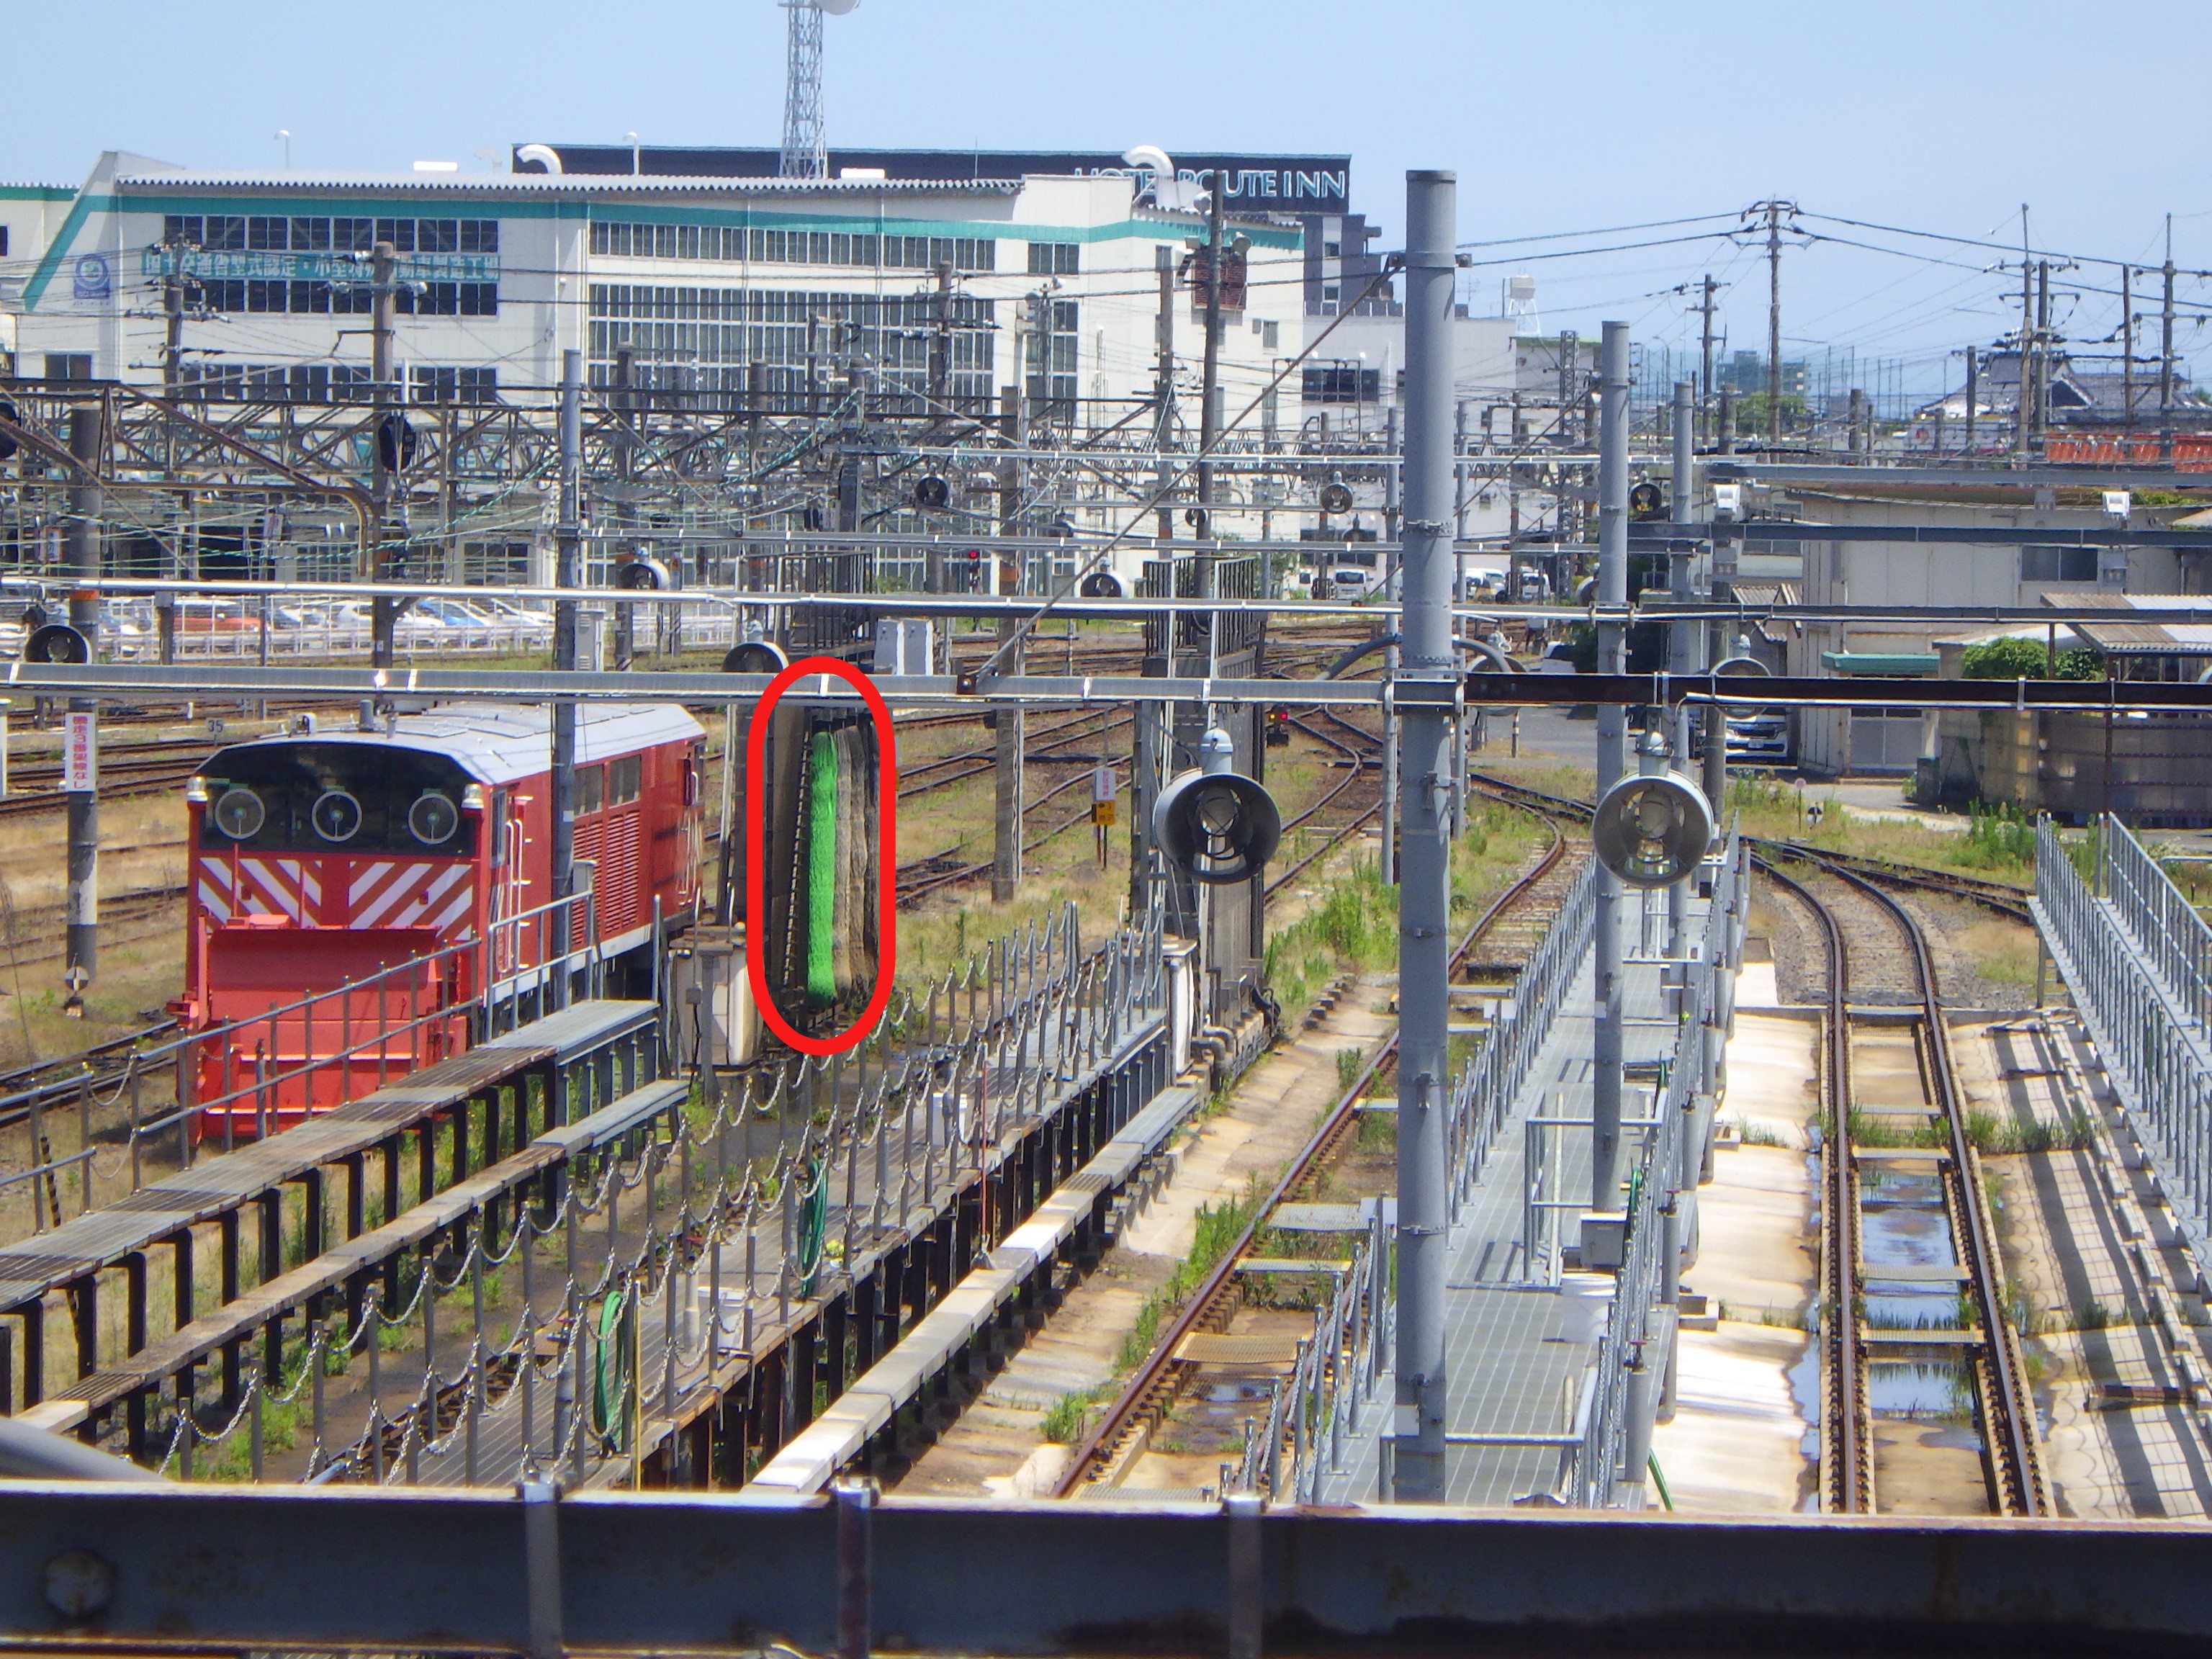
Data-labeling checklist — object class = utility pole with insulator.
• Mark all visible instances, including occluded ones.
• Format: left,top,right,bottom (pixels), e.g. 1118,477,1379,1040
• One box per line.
63,403,102,1015
1748,200,1793,449
1698,274,1717,443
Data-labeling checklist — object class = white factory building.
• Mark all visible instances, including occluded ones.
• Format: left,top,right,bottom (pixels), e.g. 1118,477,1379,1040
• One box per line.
0,150,1304,434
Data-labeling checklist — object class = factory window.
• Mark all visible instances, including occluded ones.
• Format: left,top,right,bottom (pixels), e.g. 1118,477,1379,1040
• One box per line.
290,217,331,251
396,282,498,317
2022,544,2098,583
410,367,500,405
609,753,643,805
588,220,997,272
1025,297,1078,426
43,354,91,382
1323,240,1341,258
575,764,606,815
1028,240,1079,275
462,541,532,584
1301,366,1380,404
248,216,288,251
333,217,375,251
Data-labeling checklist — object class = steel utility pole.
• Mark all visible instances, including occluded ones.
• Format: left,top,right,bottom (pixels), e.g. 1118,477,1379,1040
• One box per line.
2161,217,2176,462
1699,274,1718,444
2033,261,2051,454
1195,179,1227,516
1965,349,1979,454
992,382,1027,904
550,350,583,1011
2123,267,2136,435
63,403,102,1015
161,237,189,400
367,239,401,688
1391,168,1458,1504
1666,382,1696,959
1754,202,1789,448
1593,320,1630,1218
1153,248,1177,541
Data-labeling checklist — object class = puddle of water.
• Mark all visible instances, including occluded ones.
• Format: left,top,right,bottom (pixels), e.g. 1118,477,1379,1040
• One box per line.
1869,1359,1973,1419
1202,1382,1272,1404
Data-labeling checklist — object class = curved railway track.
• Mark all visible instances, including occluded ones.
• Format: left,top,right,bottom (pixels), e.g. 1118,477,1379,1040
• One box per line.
1755,859,1868,1512
1052,802,1579,1496
1758,851,2047,1516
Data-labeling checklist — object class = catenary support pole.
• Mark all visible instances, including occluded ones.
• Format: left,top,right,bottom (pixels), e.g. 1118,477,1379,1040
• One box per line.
550,350,583,1011
1665,381,1696,959
64,403,102,1013
1592,322,1629,1215
367,240,400,688
1390,168,1457,1503
993,385,1028,904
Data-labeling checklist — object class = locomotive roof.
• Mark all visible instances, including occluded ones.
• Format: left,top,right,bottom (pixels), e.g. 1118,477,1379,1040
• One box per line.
205,703,706,786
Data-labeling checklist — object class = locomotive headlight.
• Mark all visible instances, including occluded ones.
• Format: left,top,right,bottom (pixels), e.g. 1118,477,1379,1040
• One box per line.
310,789,363,844
408,791,460,847
210,786,266,840
461,783,487,811
184,775,208,804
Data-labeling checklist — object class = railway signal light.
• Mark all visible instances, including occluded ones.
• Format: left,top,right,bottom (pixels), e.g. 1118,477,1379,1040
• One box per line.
1318,482,1353,514
614,556,669,590
913,474,950,510
721,639,790,675
1592,771,1714,888
374,412,417,473
22,623,89,665
1153,728,1280,886
1264,706,1292,747
1629,481,1665,519
1077,570,1123,598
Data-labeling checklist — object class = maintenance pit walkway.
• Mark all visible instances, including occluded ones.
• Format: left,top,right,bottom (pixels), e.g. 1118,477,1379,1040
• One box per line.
1314,914,1709,1509
358,927,1177,1493
0,1001,657,1447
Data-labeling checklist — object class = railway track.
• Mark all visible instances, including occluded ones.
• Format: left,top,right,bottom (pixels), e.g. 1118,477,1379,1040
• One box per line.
1760,853,2048,1516
1462,769,2033,923
1757,859,1870,1513
1052,804,1581,1496
1265,714,1382,894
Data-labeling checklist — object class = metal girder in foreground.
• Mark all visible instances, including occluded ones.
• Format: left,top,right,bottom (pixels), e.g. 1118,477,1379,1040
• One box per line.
0,1483,2205,1653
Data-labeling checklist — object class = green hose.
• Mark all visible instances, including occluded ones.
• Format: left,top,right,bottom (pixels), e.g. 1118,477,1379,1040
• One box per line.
589,1288,632,1452
797,1156,830,1298
806,731,837,1007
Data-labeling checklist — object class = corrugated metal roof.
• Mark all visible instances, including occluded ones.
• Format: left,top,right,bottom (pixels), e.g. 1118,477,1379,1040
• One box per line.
113,172,1022,197
2049,591,2212,655
209,702,704,787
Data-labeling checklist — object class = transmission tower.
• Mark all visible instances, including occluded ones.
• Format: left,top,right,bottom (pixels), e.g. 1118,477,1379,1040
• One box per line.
780,0,828,180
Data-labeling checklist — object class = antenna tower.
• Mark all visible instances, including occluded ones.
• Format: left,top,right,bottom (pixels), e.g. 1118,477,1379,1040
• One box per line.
780,0,827,180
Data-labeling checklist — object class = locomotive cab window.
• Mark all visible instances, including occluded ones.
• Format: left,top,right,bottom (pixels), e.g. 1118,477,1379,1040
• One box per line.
609,753,642,805
197,742,480,856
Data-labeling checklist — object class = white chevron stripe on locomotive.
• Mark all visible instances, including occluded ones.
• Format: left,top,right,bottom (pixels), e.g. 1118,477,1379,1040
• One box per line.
194,856,233,922
352,861,472,930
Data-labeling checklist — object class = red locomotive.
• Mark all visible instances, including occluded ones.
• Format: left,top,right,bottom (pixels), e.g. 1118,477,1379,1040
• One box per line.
176,703,704,1138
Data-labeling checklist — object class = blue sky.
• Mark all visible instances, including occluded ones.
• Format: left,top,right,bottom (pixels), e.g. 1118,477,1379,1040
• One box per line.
11,0,2211,396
